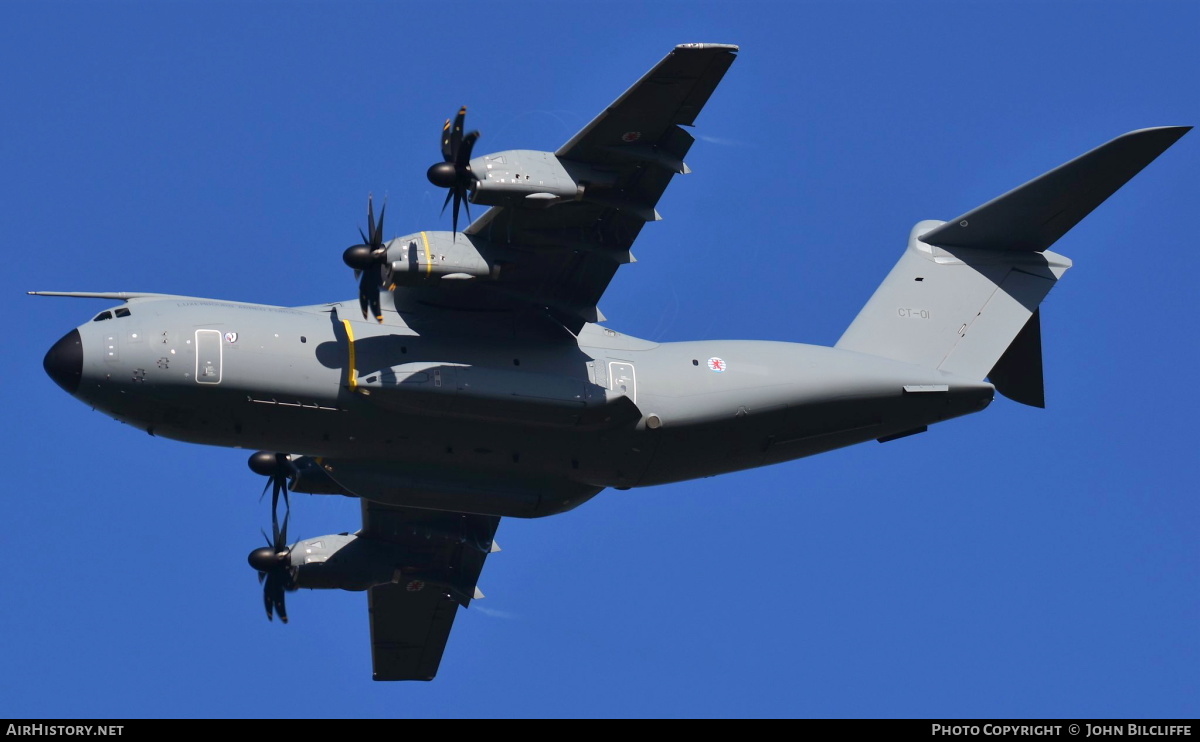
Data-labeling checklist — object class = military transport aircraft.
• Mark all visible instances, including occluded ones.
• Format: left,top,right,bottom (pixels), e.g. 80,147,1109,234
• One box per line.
32,43,1188,681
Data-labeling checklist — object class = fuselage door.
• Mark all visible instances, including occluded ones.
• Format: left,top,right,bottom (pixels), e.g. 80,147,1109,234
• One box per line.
195,329,223,384
607,361,636,403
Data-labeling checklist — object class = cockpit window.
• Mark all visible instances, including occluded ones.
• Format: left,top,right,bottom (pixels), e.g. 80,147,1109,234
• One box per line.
92,311,113,322
114,307,131,318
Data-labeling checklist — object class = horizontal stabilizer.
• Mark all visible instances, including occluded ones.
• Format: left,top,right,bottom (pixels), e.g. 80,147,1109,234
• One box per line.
919,126,1190,252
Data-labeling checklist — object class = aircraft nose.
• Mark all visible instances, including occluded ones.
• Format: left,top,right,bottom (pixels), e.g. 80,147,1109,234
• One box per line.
44,329,83,394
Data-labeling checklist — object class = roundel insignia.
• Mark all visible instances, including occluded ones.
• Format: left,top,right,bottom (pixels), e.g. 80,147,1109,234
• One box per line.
707,357,727,372
621,131,642,143
224,332,238,344
405,580,425,592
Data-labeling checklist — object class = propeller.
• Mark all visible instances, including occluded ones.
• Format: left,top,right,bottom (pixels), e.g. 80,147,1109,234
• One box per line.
248,510,296,623
248,451,295,519
341,195,389,322
426,106,481,235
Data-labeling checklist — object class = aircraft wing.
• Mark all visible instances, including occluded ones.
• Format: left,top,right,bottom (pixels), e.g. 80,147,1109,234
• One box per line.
457,43,739,332
359,498,500,681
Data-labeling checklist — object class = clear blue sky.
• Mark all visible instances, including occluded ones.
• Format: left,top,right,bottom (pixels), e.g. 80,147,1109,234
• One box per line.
3,0,1196,719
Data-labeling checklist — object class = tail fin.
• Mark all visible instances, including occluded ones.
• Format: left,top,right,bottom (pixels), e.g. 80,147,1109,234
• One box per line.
836,126,1189,405
836,221,1070,396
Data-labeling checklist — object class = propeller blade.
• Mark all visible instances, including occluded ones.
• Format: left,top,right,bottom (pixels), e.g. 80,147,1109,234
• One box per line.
454,132,479,236
366,195,376,245
264,571,288,623
272,453,291,514
440,118,453,161
279,472,291,513
270,476,287,519
278,510,289,550
451,190,462,236
358,271,371,319
450,107,466,161
368,283,382,323
358,268,380,321
264,579,276,621
373,202,386,248
457,130,479,170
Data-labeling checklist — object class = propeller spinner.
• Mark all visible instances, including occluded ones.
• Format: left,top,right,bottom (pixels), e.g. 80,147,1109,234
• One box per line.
426,106,480,235
342,195,389,322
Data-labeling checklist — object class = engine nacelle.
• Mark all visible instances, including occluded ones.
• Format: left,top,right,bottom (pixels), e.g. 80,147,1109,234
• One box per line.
383,231,497,284
288,534,392,591
468,150,617,207
288,532,470,597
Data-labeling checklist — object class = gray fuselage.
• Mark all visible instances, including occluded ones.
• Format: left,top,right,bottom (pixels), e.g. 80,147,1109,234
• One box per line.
48,295,993,517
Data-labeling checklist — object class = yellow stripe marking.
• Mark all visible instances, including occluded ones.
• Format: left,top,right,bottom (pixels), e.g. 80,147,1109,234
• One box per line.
341,319,358,392
420,231,433,277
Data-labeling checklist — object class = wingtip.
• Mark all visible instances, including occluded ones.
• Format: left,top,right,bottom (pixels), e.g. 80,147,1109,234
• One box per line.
675,43,739,53
1123,125,1192,140
1114,126,1192,154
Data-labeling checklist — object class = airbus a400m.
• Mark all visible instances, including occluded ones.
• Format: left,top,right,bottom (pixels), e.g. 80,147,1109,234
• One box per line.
33,44,1188,681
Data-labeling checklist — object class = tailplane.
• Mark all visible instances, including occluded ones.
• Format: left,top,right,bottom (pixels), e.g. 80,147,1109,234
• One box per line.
836,126,1189,406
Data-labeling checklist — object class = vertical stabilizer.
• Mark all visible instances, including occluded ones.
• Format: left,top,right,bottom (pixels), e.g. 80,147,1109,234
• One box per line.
835,222,1070,383
836,127,1188,404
